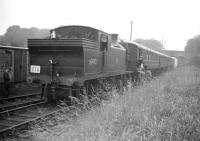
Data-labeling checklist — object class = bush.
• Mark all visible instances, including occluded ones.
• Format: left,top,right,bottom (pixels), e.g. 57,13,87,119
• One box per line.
189,56,200,67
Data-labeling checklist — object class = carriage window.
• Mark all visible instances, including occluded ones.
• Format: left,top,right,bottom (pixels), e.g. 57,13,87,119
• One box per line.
0,49,12,67
149,52,151,60
100,34,108,51
5,50,12,54
144,51,148,60
146,52,148,59
138,48,142,57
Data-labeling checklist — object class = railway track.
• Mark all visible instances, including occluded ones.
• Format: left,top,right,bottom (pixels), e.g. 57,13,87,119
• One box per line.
0,92,61,137
0,93,42,112
0,85,112,139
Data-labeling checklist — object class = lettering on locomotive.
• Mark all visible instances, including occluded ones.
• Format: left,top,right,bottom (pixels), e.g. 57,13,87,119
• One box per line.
89,58,97,65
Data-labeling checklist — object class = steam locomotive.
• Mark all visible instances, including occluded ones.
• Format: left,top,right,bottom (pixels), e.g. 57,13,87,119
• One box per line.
28,25,175,100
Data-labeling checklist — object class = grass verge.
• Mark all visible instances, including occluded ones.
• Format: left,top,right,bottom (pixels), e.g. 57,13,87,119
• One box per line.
31,66,200,141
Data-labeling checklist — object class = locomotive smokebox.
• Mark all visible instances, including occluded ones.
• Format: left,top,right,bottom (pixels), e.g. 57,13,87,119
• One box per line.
111,34,119,42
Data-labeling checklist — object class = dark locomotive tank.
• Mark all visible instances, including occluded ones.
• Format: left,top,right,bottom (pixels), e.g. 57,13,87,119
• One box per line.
28,39,84,86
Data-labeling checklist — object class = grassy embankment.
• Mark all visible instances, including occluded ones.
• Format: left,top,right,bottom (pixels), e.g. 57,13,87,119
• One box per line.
32,66,200,141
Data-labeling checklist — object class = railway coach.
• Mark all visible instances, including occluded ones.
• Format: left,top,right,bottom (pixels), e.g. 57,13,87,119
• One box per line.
120,41,175,75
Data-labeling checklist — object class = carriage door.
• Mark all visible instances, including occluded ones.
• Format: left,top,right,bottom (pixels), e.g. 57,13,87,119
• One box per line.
137,48,142,59
100,34,108,72
14,50,23,82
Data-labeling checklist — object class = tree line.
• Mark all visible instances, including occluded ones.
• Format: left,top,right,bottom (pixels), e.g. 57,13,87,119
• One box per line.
0,25,165,51
3,25,200,67
185,35,200,67
0,25,49,47
1,25,199,57
134,38,164,51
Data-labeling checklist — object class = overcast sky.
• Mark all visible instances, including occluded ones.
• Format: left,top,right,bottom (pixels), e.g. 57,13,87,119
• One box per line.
1,0,200,51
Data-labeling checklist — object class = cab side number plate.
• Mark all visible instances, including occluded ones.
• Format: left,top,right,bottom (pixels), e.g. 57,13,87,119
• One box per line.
30,65,41,73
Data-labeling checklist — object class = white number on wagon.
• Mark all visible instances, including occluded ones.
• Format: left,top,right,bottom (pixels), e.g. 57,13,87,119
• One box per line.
30,65,41,73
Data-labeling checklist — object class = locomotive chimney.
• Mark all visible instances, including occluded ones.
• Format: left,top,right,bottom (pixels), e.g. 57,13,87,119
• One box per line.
111,34,119,42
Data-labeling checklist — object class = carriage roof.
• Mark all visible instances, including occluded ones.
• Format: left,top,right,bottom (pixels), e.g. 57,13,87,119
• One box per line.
128,41,173,59
0,45,28,50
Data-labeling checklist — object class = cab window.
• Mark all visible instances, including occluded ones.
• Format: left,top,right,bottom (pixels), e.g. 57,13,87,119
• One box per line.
100,34,108,51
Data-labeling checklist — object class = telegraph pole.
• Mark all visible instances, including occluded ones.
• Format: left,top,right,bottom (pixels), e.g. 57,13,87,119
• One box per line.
130,21,133,41
161,35,165,49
